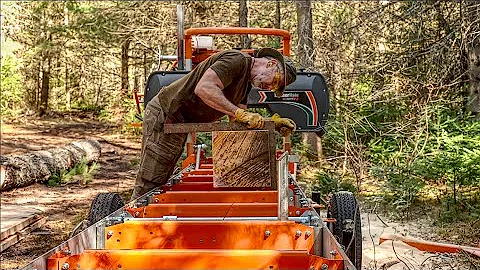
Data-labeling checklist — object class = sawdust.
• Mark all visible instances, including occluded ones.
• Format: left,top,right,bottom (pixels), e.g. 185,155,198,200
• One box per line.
360,211,480,269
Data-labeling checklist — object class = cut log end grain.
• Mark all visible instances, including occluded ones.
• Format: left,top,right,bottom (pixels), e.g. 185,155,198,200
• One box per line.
212,131,275,188
0,139,101,191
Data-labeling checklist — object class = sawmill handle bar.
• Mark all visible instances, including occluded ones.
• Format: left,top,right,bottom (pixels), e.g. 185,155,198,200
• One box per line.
164,121,275,134
184,27,290,39
184,27,291,62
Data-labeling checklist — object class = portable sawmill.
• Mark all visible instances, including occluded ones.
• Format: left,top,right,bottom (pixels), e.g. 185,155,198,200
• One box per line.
21,9,362,270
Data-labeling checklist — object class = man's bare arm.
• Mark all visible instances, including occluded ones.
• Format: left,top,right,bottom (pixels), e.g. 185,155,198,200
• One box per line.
194,68,239,117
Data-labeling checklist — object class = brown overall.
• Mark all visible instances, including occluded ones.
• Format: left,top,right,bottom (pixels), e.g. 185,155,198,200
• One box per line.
131,50,252,199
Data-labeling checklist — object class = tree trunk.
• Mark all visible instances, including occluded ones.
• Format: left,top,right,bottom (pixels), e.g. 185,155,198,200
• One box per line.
121,37,131,96
143,50,147,83
64,3,71,110
65,63,70,110
275,1,281,44
465,1,480,119
296,0,321,159
239,0,251,49
275,0,281,29
0,140,101,191
302,133,323,161
468,46,480,119
296,0,314,69
38,55,51,116
95,72,103,107
35,64,42,111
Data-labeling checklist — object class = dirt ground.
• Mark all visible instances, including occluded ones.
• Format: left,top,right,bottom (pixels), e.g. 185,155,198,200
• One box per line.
0,115,141,268
0,115,479,269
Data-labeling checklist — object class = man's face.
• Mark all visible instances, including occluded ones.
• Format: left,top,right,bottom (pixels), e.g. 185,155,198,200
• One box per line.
252,60,284,93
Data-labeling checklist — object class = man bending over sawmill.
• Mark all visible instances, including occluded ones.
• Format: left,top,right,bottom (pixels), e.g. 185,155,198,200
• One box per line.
131,48,297,199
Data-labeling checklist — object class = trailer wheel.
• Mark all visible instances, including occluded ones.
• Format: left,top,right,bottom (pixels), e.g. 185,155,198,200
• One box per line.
328,191,362,269
86,192,124,226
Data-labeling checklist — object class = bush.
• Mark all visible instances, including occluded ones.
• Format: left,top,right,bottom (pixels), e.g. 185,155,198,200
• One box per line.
368,106,480,219
312,168,357,197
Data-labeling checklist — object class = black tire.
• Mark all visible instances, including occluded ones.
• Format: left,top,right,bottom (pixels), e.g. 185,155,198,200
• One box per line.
328,191,362,269
86,192,124,226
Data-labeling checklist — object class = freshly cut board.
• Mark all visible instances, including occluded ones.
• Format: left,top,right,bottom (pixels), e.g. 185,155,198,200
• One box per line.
212,130,276,188
1,205,45,252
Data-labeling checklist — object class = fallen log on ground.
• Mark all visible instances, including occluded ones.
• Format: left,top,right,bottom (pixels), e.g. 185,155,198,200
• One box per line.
0,139,101,191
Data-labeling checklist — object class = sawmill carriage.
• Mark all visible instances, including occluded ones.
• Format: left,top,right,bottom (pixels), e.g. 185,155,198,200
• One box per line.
21,8,362,270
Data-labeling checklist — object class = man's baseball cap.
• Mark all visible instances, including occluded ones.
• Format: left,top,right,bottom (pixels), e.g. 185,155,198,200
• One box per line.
256,47,297,97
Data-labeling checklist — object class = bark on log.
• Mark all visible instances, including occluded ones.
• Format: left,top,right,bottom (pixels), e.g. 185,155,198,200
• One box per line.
0,140,101,191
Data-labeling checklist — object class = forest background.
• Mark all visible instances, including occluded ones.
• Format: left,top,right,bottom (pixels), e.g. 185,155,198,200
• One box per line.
1,1,479,244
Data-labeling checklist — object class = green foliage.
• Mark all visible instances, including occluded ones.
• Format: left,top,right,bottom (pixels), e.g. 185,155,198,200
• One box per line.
1,37,24,117
249,108,271,117
370,165,425,215
118,97,143,136
196,132,213,156
128,157,140,167
436,193,480,223
368,106,480,218
48,160,99,187
312,168,357,197
97,107,111,121
322,72,479,220
71,102,106,115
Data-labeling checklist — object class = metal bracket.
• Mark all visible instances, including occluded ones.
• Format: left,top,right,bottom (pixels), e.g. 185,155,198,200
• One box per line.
277,153,289,221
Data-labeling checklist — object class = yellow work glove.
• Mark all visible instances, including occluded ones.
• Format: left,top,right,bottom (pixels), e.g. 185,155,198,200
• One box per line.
271,113,296,137
234,108,265,129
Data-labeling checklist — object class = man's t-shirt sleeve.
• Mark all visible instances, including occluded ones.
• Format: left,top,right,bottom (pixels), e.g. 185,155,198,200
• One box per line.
210,51,248,89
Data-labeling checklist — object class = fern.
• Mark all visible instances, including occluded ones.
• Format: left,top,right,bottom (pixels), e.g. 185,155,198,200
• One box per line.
47,159,100,186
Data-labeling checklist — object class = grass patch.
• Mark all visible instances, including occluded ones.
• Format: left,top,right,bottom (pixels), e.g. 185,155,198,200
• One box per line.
128,157,141,167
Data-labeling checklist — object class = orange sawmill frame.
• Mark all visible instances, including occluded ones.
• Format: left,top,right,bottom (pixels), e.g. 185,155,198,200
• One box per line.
43,143,349,269
48,250,344,270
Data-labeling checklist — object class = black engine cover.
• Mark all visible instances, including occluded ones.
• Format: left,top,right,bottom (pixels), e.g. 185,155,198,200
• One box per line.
247,71,329,135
